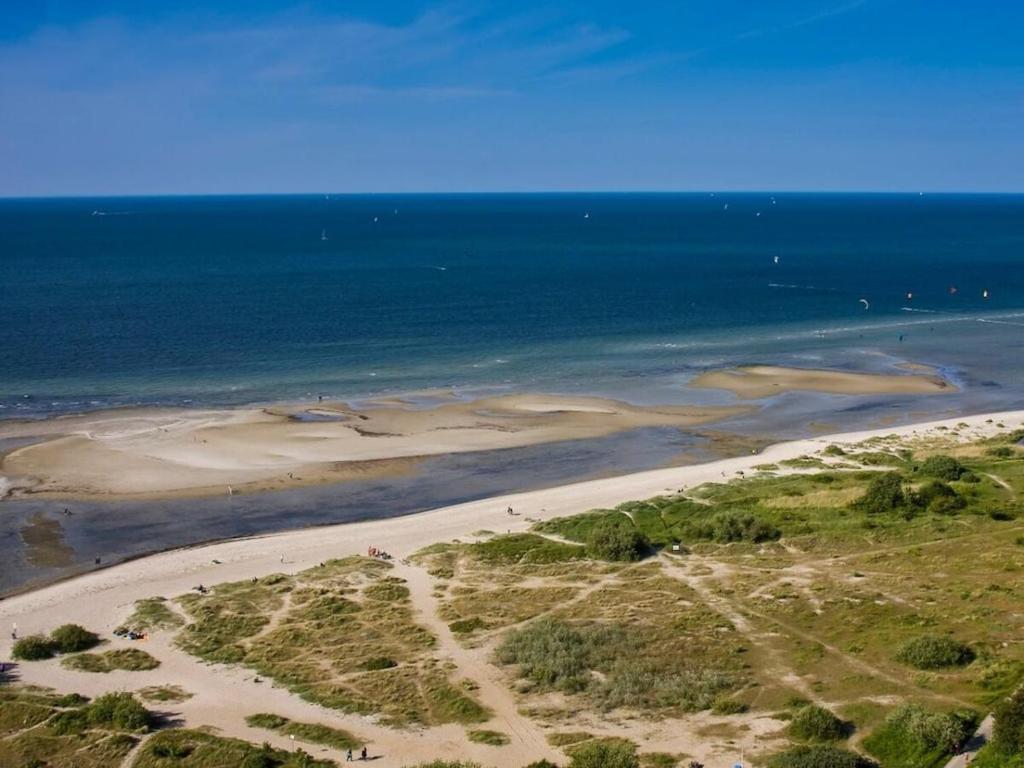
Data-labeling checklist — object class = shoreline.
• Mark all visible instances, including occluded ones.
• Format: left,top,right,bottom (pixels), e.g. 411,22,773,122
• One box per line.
4,407,1020,618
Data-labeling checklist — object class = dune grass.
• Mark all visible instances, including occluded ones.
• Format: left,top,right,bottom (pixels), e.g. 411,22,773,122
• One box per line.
174,556,487,727
245,712,361,750
132,728,336,767
62,647,160,673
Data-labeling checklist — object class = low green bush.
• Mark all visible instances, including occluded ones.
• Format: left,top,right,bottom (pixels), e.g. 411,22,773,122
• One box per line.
919,455,967,481
790,704,846,741
895,635,975,670
12,635,55,661
569,739,639,768
585,519,648,562
766,744,876,768
49,624,100,654
854,473,905,514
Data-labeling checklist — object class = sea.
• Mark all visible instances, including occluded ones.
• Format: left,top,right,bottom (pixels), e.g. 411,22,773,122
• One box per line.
2,193,1024,592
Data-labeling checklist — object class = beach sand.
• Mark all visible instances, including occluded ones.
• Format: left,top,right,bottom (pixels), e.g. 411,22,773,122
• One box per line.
689,364,955,399
0,394,751,500
1,409,1020,767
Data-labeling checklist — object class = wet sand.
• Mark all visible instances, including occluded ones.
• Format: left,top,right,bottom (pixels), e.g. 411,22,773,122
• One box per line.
689,364,955,399
0,394,750,501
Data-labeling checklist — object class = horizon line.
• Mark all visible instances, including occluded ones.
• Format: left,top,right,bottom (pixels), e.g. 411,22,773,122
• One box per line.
3,189,1024,201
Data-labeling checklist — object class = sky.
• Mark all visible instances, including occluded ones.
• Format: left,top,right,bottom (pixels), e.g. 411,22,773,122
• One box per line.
1,1,1022,196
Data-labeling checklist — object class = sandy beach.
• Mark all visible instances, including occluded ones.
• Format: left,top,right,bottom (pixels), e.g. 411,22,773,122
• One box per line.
2,408,1021,767
0,394,750,500
689,364,956,399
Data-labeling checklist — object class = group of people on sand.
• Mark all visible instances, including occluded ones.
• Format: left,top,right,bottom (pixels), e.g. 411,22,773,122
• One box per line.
345,746,369,761
367,546,392,560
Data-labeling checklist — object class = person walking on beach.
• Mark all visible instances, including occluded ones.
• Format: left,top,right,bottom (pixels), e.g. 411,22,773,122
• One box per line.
361,746,368,760
346,748,353,762
507,505,514,516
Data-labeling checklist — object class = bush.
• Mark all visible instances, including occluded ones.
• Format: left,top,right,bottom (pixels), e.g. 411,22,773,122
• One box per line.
884,704,975,753
988,446,1015,458
11,634,56,661
711,695,749,715
524,763,560,768
682,511,780,544
790,704,846,741
49,624,100,653
766,744,875,768
920,455,966,481
855,473,905,514
569,740,639,768
88,692,152,731
362,656,398,670
823,445,847,456
994,687,1024,753
895,635,975,670
585,519,648,562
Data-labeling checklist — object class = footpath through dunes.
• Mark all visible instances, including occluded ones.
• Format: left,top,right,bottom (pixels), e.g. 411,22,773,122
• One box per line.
0,393,751,500
3,409,1024,767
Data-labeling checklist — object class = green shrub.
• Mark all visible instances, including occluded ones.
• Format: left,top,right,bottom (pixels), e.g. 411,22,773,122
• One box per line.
884,704,975,753
466,728,510,745
994,686,1024,753
711,695,749,715
920,455,966,481
362,656,398,670
682,511,780,544
88,692,152,731
569,739,639,768
585,519,648,562
524,762,560,768
855,472,905,514
895,635,975,670
766,744,875,768
11,635,55,661
823,445,847,456
49,624,100,654
790,704,846,741
987,446,1015,458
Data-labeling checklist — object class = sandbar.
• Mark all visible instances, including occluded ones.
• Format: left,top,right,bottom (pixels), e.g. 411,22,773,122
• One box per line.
689,364,955,399
0,394,751,500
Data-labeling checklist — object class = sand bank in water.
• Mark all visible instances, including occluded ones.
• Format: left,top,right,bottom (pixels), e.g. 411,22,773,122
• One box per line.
0,394,750,500
689,365,955,400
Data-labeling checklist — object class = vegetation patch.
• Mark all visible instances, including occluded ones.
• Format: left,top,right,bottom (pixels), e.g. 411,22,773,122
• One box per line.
132,728,336,767
62,647,160,673
245,712,361,750
124,597,185,631
466,728,510,746
894,635,975,670
789,704,846,742
862,704,976,768
137,685,192,703
765,744,876,768
174,556,487,727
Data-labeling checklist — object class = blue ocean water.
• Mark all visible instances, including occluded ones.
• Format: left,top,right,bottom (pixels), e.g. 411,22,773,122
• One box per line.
2,193,1024,418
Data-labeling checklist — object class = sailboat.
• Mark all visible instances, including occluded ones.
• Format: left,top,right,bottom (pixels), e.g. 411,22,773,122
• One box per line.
321,229,328,241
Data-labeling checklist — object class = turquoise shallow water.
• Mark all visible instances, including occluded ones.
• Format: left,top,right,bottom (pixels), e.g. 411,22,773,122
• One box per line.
2,192,1024,417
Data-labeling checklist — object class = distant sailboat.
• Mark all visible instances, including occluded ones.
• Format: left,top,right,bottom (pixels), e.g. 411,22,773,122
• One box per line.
773,255,780,264
983,289,990,299
321,229,328,241
584,212,590,219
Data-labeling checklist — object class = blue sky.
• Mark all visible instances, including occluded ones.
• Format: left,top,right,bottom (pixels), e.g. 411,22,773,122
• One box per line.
2,1,1022,195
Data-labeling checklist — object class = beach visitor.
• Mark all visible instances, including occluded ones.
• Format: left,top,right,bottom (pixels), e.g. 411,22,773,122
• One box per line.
361,746,368,760
346,749,353,761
